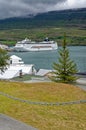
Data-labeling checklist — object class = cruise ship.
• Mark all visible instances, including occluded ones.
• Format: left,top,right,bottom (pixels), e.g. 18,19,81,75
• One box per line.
13,38,58,52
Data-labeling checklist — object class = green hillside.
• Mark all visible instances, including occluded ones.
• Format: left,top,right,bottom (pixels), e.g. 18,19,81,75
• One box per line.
0,8,86,46
0,8,86,29
0,27,86,46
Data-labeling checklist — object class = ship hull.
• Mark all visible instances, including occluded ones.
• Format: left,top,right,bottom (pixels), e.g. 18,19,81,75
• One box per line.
13,43,58,52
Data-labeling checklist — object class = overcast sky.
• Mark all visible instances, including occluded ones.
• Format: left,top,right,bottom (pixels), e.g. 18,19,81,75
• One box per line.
0,0,86,19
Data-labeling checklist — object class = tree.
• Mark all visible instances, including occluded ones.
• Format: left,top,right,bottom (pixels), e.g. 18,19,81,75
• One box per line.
0,48,9,73
51,34,78,83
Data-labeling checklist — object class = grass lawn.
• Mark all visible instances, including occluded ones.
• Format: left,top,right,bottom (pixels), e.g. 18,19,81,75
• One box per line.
0,81,86,130
12,74,45,82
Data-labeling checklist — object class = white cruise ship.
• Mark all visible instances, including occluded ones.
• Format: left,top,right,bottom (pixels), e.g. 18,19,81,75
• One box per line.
13,37,58,52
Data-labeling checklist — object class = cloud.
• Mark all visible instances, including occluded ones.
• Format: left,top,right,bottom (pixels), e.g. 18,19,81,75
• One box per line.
0,0,86,19
62,0,86,9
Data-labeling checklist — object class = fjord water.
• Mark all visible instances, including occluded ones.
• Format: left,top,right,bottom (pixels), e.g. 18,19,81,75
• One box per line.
9,46,86,72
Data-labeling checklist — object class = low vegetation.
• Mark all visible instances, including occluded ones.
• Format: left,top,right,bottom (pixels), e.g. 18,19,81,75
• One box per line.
0,81,86,130
0,27,86,46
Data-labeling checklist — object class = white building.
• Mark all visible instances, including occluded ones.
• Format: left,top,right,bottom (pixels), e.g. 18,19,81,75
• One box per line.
36,69,53,76
10,55,24,65
0,55,36,79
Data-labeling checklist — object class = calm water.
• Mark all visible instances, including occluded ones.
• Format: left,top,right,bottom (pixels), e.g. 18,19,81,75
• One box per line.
9,46,86,72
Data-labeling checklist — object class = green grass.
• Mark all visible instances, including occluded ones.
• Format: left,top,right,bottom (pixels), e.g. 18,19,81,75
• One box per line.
12,74,32,81
0,81,86,130
12,74,44,81
0,27,86,46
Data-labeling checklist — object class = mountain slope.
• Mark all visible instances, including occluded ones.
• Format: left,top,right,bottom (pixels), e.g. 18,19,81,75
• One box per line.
0,8,86,29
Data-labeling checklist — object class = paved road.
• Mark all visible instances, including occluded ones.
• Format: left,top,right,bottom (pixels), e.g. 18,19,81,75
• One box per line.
24,78,86,91
76,78,86,91
0,114,38,130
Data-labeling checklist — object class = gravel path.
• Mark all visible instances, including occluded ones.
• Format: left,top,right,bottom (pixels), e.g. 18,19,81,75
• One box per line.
0,114,38,130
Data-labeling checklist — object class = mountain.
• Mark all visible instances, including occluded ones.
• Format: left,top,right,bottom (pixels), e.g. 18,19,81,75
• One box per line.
0,8,86,29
